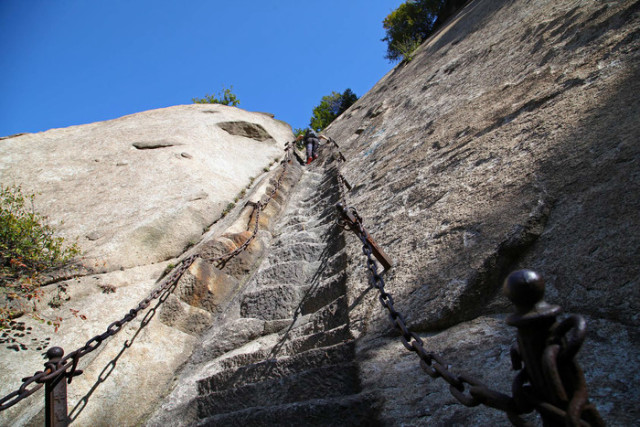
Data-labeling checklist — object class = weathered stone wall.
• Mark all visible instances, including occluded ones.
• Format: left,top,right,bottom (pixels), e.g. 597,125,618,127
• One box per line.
0,105,294,426
2,0,639,425
0,104,291,271
324,0,640,424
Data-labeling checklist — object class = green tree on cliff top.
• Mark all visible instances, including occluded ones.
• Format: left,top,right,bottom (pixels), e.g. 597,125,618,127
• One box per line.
192,85,240,106
382,0,445,62
309,89,358,132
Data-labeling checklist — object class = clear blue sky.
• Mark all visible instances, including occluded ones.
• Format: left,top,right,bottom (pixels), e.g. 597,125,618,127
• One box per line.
0,0,404,137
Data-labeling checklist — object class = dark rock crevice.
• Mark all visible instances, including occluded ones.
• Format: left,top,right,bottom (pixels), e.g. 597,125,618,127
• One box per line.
217,121,274,142
132,139,182,149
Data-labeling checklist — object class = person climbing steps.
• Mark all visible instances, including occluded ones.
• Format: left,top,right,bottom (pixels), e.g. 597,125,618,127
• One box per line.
297,128,328,165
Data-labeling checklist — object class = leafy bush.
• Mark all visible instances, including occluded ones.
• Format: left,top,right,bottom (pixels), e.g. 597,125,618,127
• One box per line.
382,0,445,62
1,185,79,324
193,85,240,106
394,37,424,63
309,88,358,131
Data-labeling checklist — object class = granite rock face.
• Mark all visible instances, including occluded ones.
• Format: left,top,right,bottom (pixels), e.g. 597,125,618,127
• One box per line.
324,0,640,424
0,105,294,426
0,104,290,271
2,0,639,425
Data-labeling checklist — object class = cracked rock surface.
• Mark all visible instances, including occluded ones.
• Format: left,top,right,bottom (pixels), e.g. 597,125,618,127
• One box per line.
0,104,290,271
0,105,293,426
323,0,640,425
148,150,380,426
2,0,639,425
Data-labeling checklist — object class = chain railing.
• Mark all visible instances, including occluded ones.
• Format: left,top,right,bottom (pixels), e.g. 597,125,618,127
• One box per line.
329,137,604,426
0,141,294,425
0,135,608,426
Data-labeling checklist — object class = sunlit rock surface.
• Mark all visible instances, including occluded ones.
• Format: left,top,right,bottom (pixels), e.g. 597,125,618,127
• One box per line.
2,0,639,425
0,104,293,426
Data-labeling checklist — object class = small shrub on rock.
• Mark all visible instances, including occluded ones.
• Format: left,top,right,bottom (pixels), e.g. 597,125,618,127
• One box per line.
0,185,80,326
192,85,240,106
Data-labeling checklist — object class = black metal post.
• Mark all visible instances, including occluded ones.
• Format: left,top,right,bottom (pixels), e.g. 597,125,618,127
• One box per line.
44,347,69,427
504,270,604,426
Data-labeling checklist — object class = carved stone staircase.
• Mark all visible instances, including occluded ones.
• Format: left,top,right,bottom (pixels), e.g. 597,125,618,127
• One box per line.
152,151,380,426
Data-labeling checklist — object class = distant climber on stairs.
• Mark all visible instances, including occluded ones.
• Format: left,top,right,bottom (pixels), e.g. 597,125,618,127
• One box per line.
297,128,328,165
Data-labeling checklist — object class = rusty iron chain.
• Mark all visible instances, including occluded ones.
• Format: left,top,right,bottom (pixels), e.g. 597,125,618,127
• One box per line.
329,140,603,426
0,141,293,413
329,141,511,410
351,218,518,414
336,173,349,210
214,143,291,267
0,257,189,411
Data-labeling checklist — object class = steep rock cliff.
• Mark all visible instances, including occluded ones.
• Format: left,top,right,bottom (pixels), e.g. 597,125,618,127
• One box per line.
325,0,640,424
151,0,639,425
2,0,639,425
0,105,293,425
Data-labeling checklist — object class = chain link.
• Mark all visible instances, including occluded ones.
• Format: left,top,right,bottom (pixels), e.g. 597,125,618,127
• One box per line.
348,200,519,414
3,138,603,426
328,139,603,425
328,140,521,418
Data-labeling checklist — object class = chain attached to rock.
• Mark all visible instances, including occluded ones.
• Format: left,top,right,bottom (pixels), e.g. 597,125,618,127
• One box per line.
328,138,604,426
0,141,295,419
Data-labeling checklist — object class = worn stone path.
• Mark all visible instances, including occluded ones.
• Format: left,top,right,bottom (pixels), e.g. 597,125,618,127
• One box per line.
149,147,379,426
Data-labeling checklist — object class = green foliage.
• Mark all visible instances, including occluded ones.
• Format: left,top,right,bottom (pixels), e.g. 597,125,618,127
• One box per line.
1,185,80,325
221,202,236,218
309,88,359,131
395,37,424,63
293,128,306,149
1,185,79,281
382,0,444,62
192,85,240,106
161,263,176,277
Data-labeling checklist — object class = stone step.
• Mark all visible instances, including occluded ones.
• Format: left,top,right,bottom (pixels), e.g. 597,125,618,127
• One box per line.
268,241,326,265
299,272,347,316
206,323,352,383
301,177,333,193
296,197,329,211
198,341,356,395
213,348,275,376
192,318,268,364
250,260,320,288
196,362,360,418
272,230,326,245
278,217,332,234
241,269,348,324
297,177,324,191
287,295,348,338
240,283,303,321
282,324,352,356
280,214,332,231
189,157,367,426
297,197,337,214
196,392,381,427
278,227,329,244
309,251,347,281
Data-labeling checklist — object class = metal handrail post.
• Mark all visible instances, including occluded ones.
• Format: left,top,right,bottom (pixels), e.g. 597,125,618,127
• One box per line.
44,347,69,427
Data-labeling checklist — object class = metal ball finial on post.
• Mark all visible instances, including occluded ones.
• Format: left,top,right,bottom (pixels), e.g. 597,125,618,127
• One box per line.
503,270,604,426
